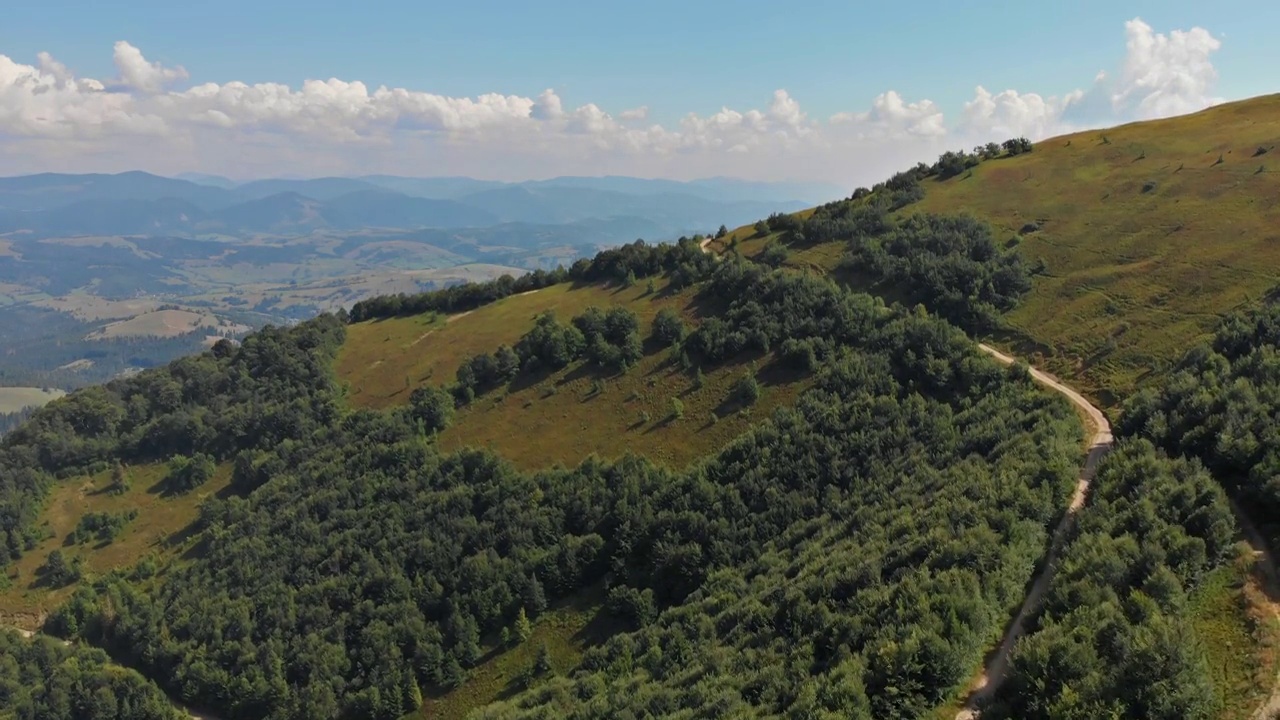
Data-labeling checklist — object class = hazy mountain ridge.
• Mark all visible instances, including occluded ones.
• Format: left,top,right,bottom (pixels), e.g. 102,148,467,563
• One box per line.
0,171,821,240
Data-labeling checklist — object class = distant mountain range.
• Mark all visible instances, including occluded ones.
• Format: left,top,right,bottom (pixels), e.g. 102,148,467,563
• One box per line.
0,171,841,241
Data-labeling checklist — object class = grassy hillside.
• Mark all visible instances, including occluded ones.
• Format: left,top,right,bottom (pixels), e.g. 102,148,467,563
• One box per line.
0,463,231,625
720,94,1280,406
339,279,811,469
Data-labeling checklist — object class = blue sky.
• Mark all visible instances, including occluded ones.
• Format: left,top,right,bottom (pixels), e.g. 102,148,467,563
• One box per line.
0,2,1274,182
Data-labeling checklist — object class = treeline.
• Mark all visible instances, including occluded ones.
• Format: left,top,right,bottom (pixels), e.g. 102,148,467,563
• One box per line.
0,318,345,566
1120,302,1280,539
0,630,182,720
348,236,715,322
453,306,646,404
47,259,1082,720
990,440,1235,718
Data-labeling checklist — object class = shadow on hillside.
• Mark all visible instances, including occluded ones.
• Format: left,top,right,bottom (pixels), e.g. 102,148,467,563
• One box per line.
558,362,615,388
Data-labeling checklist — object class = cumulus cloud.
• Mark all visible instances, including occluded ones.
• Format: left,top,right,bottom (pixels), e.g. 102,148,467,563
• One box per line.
961,86,1085,139
111,41,187,94
1111,17,1223,118
0,18,1230,185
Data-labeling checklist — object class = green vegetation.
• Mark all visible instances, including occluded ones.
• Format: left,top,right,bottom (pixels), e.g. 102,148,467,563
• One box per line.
68,509,138,545
5,101,1280,719
0,629,182,719
1122,301,1280,545
15,243,1082,720
989,440,1235,718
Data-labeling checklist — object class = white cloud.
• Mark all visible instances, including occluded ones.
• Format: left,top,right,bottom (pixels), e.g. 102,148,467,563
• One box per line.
111,41,187,94
0,18,1230,186
960,86,1085,139
1111,17,1223,118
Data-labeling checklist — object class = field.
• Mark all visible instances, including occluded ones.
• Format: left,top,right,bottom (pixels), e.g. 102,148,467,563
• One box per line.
0,463,232,628
715,94,1280,407
0,387,65,413
87,308,250,340
338,279,812,470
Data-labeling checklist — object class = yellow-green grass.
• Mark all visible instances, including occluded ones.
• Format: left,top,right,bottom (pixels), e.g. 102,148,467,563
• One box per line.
913,95,1280,405
338,279,696,412
337,278,812,470
419,590,620,720
1190,548,1280,720
715,95,1280,407
438,345,810,471
0,463,232,626
0,387,65,413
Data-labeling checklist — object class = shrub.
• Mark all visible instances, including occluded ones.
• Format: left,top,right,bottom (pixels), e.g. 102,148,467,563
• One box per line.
758,242,789,268
651,308,687,346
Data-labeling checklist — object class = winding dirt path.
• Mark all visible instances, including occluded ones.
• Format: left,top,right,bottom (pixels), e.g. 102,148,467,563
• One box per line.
953,344,1114,719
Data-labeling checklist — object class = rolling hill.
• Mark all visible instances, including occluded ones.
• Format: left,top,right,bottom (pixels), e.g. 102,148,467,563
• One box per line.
3,97,1280,720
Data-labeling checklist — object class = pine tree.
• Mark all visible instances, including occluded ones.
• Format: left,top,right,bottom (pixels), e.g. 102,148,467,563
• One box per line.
524,574,547,617
441,654,466,689
514,607,533,644
534,642,553,676
401,674,423,713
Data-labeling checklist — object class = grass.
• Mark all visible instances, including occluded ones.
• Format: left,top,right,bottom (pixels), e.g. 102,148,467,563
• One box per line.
337,280,705,410
916,96,1280,405
0,387,66,413
439,346,810,471
720,94,1280,408
418,589,622,720
338,278,813,470
1190,547,1280,720
0,463,232,626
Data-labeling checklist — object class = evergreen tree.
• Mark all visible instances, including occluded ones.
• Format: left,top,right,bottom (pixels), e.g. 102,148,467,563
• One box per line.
524,574,547,617
514,607,533,644
534,643,553,676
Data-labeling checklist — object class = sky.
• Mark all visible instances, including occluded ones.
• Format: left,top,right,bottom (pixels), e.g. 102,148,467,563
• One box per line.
1,1,1276,187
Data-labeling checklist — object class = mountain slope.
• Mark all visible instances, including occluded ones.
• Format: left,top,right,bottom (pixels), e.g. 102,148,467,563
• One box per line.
722,93,1280,405
5,98,1280,720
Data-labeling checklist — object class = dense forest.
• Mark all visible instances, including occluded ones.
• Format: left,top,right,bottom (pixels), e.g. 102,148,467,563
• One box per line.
34,249,1080,719
1120,301,1280,542
0,630,182,720
989,440,1235,718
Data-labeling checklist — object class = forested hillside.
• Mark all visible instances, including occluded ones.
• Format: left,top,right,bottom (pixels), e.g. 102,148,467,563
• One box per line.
3,102,1280,720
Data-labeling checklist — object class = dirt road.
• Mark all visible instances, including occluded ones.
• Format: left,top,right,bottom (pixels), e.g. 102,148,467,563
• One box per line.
953,344,1114,719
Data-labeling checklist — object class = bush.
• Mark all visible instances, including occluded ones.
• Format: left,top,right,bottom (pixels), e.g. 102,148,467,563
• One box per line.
409,386,455,433
165,453,216,495
651,308,687,346
758,242,789,268
732,372,761,405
